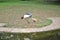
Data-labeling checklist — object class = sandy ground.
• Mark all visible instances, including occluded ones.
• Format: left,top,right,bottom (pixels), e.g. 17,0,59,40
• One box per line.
0,5,60,33
0,5,60,27
0,17,60,33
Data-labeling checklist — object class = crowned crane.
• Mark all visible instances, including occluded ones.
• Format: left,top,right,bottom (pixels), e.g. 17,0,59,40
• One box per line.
21,12,37,24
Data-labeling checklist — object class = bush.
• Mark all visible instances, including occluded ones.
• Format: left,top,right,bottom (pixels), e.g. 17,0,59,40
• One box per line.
0,0,21,2
0,0,60,4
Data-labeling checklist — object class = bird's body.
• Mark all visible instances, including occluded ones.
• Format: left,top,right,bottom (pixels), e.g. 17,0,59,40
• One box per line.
23,15,31,19
21,12,32,19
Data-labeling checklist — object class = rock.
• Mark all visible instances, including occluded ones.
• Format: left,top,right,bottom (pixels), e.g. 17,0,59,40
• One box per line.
24,38,31,40
0,23,9,27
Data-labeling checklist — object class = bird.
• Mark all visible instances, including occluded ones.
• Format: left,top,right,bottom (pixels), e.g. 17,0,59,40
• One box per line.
21,12,37,23
21,12,32,19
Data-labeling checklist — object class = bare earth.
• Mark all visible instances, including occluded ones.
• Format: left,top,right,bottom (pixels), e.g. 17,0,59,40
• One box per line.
0,17,60,33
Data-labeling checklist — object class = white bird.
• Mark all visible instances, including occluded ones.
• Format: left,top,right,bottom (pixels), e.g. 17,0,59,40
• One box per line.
21,12,32,23
21,12,37,23
21,12,32,19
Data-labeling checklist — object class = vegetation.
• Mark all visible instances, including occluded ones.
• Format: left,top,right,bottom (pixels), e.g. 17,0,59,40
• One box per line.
0,0,60,4
37,19,52,27
0,29,60,40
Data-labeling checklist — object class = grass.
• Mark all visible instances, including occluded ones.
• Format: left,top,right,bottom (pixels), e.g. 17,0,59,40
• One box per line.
37,19,52,27
0,18,52,28
0,1,60,12
0,1,60,10
0,1,60,16
0,1,60,28
0,1,60,27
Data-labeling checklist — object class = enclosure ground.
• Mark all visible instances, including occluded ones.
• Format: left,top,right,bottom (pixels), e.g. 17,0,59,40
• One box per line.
0,17,60,33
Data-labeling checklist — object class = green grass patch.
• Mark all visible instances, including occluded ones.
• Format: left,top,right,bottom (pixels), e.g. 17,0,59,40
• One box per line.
0,1,60,10
37,19,52,27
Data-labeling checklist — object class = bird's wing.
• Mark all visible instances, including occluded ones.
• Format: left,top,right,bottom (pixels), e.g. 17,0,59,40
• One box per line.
24,15,30,18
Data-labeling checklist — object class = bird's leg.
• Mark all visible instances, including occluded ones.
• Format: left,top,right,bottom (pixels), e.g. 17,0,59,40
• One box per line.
26,19,30,24
31,20,34,27
24,19,29,27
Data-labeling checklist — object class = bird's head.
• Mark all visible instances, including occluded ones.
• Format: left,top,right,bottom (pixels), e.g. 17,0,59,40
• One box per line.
21,17,24,19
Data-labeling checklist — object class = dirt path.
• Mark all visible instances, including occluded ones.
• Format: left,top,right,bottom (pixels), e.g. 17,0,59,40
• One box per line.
0,17,60,33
